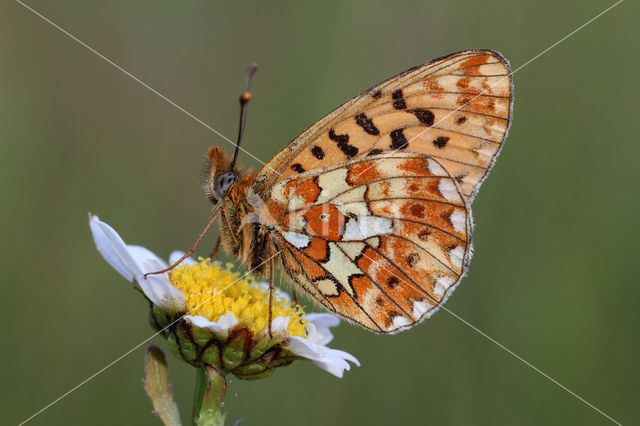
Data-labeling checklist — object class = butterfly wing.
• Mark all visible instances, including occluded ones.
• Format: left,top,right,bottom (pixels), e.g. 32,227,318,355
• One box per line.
250,49,512,331
252,49,512,204
262,153,470,333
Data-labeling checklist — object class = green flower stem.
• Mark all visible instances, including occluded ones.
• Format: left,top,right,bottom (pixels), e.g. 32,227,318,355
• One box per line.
193,364,227,426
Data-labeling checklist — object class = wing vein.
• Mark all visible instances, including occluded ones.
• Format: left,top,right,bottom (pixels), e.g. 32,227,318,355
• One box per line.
293,245,385,331
384,234,462,276
334,243,415,321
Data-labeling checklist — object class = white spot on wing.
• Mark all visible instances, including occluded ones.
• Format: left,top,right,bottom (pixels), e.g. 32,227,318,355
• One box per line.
412,300,430,318
316,168,351,204
288,195,306,210
336,241,366,260
438,179,462,202
427,158,447,176
323,243,362,296
391,315,411,330
433,276,455,297
366,237,380,249
450,209,466,233
332,185,367,205
282,231,311,249
449,245,464,269
271,180,290,204
316,279,339,297
337,201,370,217
343,216,393,241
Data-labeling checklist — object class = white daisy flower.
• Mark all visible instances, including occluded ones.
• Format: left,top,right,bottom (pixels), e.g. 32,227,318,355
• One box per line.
89,214,359,378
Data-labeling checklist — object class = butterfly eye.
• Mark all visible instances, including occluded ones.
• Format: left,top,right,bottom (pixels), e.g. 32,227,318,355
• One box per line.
215,172,238,198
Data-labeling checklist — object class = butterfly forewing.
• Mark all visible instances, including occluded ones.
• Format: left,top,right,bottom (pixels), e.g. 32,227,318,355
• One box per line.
253,49,512,205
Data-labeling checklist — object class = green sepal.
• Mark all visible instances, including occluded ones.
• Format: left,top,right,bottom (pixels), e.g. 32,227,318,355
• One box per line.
269,356,298,369
233,347,277,376
190,326,216,348
222,327,251,370
166,333,185,362
246,336,280,362
234,367,275,381
175,323,198,363
151,305,171,330
200,343,222,370
232,362,269,377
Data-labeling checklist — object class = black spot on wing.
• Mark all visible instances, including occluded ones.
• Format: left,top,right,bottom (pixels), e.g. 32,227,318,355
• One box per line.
372,90,382,99
408,109,435,126
406,253,419,268
387,276,399,288
456,116,467,125
446,244,458,253
432,136,450,149
311,145,325,160
390,129,409,150
355,113,380,135
291,163,305,173
367,149,384,156
329,129,358,157
392,89,407,110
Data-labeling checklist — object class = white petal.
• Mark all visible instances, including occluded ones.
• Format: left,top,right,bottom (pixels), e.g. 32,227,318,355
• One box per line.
129,245,168,270
183,313,238,338
90,215,185,312
137,259,185,312
169,251,195,266
89,215,144,280
305,313,339,345
216,312,239,330
286,336,359,378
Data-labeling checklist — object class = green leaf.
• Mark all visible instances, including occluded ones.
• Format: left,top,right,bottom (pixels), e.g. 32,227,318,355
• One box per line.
143,344,182,426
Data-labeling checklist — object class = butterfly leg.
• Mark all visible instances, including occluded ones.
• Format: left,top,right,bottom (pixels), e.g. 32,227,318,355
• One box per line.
292,289,298,305
144,206,224,278
208,235,222,259
268,253,275,338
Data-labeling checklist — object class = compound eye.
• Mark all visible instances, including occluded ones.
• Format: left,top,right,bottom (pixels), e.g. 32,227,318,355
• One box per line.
215,172,238,198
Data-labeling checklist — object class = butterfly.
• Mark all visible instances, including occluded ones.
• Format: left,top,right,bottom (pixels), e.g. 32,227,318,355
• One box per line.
177,49,513,334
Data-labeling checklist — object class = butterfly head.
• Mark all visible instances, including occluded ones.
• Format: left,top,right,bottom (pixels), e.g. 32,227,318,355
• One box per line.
203,146,238,203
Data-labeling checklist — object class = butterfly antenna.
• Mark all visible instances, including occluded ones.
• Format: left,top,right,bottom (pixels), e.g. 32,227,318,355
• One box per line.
230,62,258,172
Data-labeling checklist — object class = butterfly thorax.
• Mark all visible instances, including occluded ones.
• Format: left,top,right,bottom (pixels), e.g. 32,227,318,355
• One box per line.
204,146,273,277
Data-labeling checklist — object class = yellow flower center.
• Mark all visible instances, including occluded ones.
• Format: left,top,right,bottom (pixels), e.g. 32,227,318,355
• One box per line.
169,258,307,337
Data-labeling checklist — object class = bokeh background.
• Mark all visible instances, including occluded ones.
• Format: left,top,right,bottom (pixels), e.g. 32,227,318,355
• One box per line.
1,0,638,424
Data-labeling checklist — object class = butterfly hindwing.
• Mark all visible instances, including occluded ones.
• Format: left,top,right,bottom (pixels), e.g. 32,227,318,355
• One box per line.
265,153,470,333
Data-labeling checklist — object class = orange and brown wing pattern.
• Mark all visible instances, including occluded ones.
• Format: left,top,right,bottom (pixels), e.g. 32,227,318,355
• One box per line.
264,153,470,333
253,49,513,204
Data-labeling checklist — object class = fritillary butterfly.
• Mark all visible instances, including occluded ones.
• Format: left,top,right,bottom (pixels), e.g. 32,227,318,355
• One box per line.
201,49,513,333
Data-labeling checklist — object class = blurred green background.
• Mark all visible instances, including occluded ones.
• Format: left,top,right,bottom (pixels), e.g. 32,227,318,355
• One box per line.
1,0,638,424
